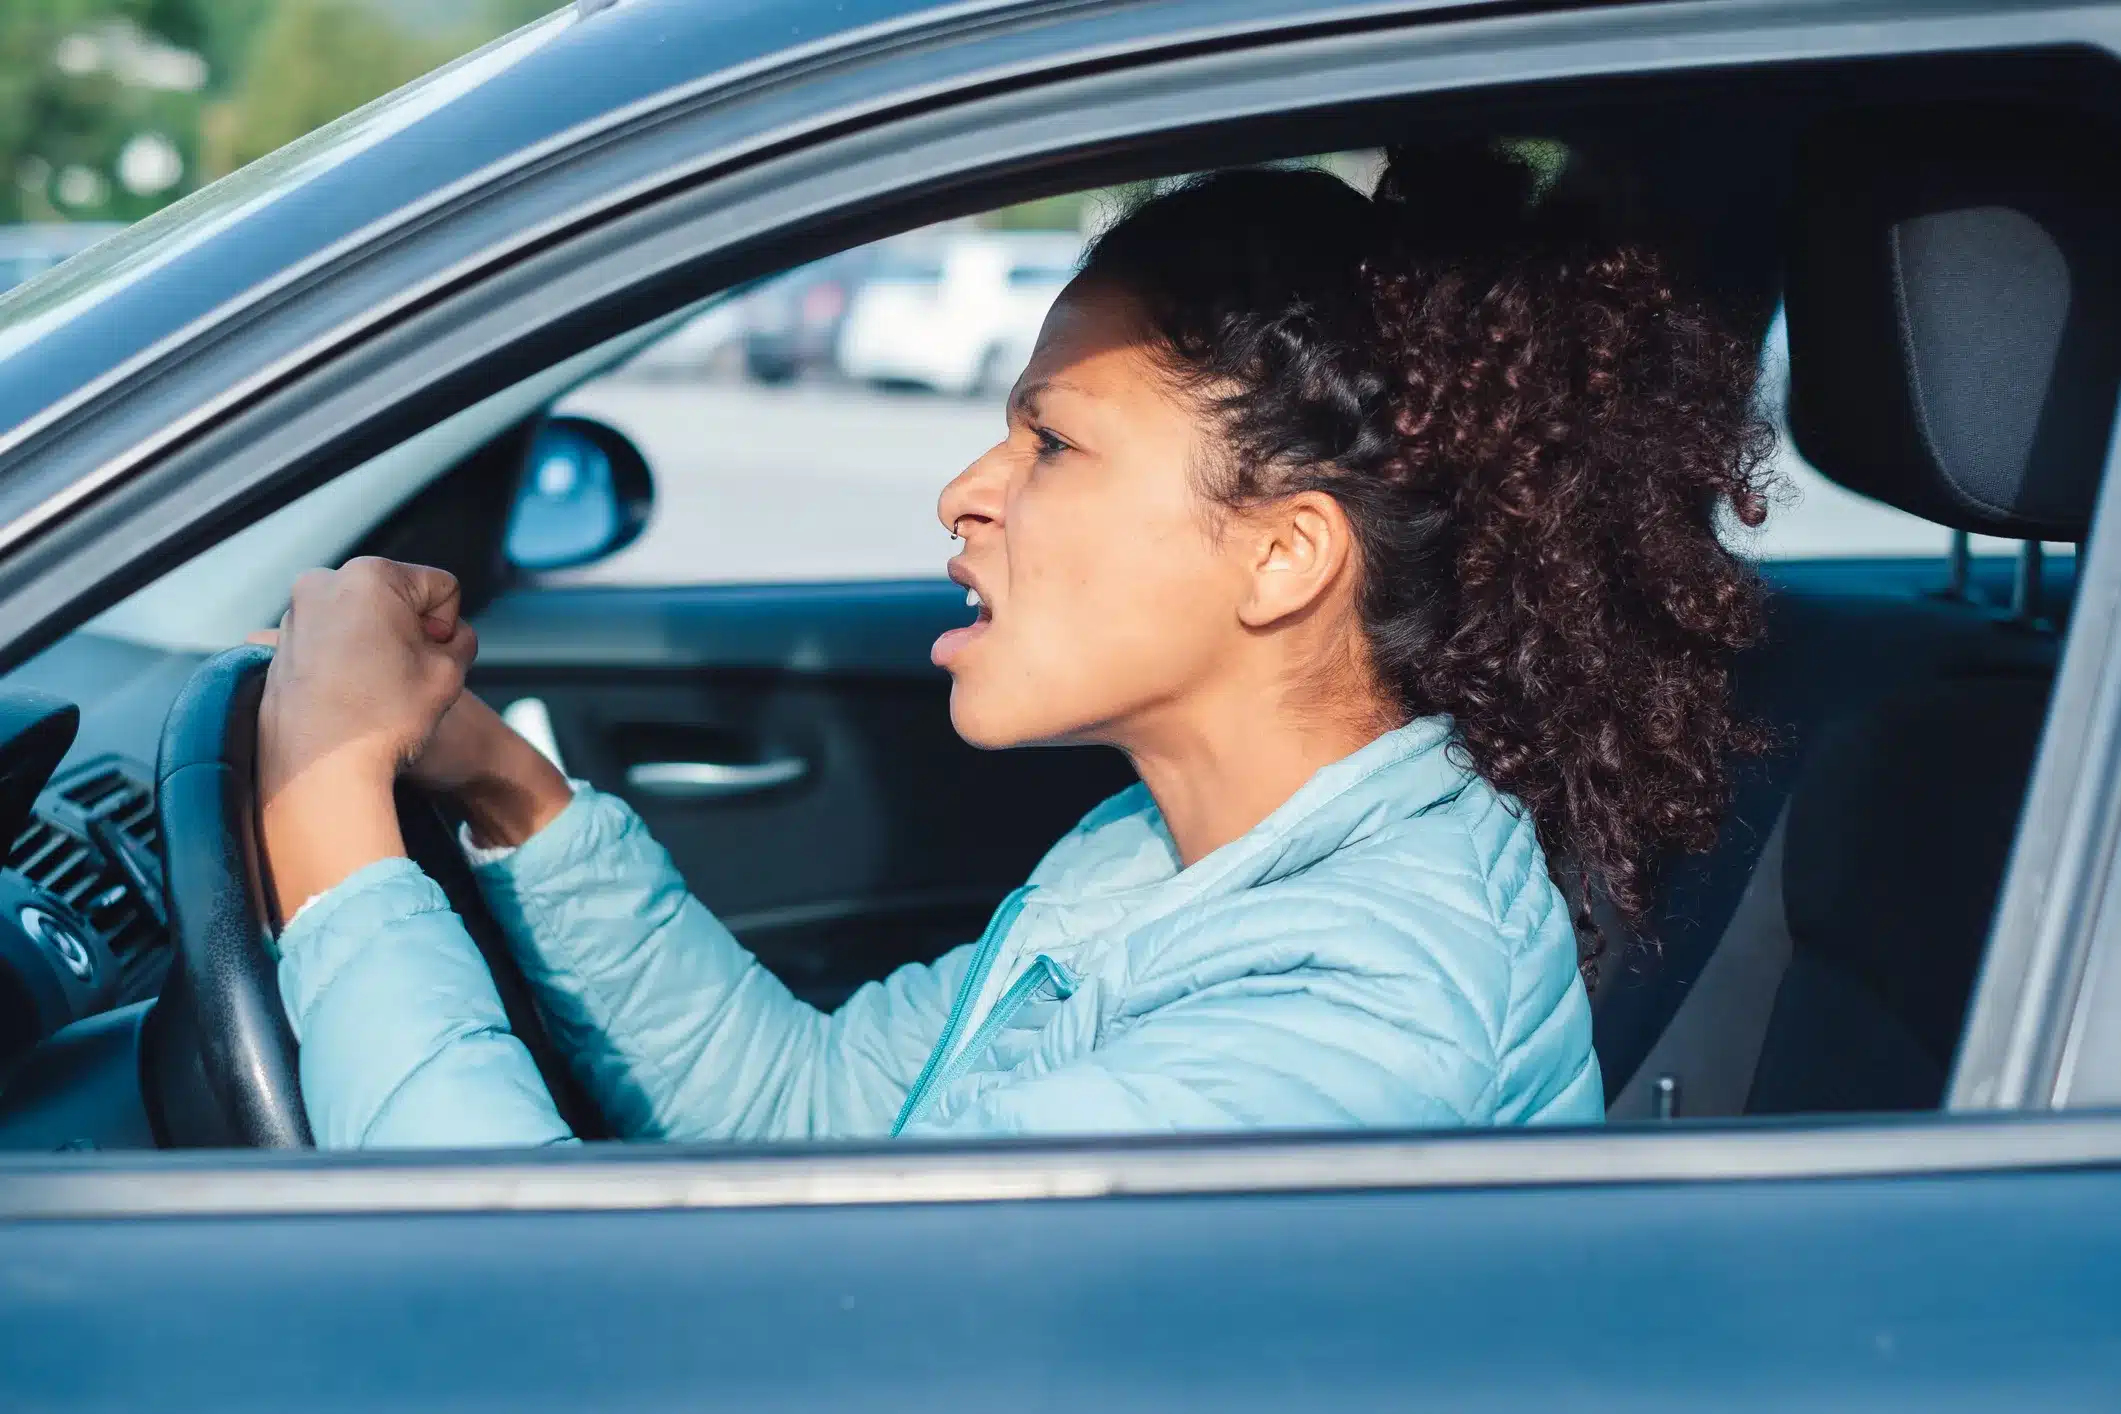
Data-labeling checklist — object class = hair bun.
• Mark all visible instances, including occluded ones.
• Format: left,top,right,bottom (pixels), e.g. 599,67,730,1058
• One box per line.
1371,140,1593,248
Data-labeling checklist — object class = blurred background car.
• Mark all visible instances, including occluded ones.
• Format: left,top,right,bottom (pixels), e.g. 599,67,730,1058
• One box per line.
616,248,883,383
0,223,123,294
835,229,1085,396
617,297,749,380
739,246,880,383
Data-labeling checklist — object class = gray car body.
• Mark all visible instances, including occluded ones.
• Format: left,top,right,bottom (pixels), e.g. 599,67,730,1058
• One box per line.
2,0,2121,1408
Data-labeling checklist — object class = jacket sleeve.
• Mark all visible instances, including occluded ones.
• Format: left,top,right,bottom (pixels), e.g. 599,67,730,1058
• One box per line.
276,859,576,1149
468,787,958,1142
276,787,962,1148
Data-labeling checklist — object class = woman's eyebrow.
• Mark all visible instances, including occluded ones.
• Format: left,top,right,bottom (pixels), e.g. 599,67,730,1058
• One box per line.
1010,377,1089,420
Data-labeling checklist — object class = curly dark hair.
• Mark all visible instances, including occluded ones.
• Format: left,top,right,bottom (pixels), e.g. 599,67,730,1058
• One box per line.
1080,143,1778,974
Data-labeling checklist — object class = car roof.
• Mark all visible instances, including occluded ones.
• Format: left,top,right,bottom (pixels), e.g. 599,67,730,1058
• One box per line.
0,0,1602,441
0,0,1000,436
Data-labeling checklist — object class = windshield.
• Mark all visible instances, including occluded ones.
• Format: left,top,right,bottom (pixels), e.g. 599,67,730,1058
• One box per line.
0,10,575,369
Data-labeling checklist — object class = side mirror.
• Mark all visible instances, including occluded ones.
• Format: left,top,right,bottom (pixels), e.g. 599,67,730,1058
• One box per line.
503,416,654,573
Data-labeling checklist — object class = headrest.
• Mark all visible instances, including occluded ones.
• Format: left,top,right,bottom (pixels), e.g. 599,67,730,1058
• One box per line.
1785,108,2121,541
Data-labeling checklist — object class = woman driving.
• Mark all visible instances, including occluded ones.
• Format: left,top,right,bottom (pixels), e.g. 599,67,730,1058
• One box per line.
256,144,1773,1146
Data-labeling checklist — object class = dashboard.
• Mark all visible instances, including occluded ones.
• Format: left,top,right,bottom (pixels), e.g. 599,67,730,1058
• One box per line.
0,631,207,1151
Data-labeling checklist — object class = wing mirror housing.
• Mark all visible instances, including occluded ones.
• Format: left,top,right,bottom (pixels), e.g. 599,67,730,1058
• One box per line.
503,416,655,573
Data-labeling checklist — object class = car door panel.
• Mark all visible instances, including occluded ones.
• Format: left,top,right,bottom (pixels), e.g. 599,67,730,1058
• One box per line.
469,581,1134,1007
8,1162,2120,1411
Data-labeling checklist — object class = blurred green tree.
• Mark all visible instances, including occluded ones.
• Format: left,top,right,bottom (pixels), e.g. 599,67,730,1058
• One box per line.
0,0,228,223
198,0,564,181
2,0,551,224
201,0,442,178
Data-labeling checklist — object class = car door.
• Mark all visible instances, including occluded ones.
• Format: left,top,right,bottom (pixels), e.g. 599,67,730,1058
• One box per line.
5,2,2121,1410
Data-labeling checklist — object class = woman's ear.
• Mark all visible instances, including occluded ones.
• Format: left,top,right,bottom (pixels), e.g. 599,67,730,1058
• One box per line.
1235,491,1355,629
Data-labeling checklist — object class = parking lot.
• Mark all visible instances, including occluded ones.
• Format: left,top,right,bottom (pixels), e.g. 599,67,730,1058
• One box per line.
547,370,2033,588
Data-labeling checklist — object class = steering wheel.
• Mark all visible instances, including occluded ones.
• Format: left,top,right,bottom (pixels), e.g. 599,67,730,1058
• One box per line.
149,645,605,1147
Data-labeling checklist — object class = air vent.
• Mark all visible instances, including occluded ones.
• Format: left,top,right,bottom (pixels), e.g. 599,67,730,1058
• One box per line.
10,760,167,1003
9,816,104,914
59,764,159,861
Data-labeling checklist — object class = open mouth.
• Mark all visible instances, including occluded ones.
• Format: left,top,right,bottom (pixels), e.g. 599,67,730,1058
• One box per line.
932,582,993,668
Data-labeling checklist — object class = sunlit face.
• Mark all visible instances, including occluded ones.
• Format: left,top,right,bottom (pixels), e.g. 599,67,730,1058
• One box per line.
932,280,1253,750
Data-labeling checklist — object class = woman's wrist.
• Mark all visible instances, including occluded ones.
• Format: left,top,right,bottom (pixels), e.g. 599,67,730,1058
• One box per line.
452,732,574,850
258,751,406,925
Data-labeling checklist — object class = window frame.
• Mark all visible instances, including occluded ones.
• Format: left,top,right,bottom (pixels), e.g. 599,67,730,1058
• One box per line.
1956,395,2121,1111
0,0,2117,1210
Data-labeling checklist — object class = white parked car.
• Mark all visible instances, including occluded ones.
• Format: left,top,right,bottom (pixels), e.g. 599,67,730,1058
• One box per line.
834,230,1084,395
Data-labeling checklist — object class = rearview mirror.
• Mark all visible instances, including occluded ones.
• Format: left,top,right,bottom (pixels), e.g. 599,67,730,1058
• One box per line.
504,416,654,573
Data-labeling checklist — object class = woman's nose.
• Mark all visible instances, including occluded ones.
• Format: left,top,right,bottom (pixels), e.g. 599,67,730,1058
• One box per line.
938,443,1007,539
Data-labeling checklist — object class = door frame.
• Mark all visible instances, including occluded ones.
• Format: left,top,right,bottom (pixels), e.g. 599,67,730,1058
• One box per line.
2,1107,2120,1220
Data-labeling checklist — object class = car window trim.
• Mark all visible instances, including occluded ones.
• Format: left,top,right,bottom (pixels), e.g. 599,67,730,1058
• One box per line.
2,1109,2119,1220
1953,389,2121,1111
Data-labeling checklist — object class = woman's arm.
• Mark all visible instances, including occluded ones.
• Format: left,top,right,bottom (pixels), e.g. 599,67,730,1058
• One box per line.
278,859,576,1147
275,830,963,1146
419,692,958,1141
461,785,962,1142
257,557,954,1148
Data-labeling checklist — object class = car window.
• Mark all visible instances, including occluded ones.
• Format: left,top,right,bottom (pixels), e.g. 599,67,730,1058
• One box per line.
536,204,1104,586
13,45,2111,1171
531,178,2050,590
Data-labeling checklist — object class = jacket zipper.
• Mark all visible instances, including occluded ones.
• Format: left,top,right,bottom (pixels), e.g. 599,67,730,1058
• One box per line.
921,953,1079,1109
890,886,1032,1136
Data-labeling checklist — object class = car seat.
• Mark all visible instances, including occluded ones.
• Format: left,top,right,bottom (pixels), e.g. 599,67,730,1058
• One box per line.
1609,105,2121,1117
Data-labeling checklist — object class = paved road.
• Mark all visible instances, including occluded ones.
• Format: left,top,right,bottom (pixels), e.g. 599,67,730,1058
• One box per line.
550,373,2022,588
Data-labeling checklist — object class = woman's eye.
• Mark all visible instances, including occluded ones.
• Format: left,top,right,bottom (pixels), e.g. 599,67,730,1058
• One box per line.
1032,427,1069,460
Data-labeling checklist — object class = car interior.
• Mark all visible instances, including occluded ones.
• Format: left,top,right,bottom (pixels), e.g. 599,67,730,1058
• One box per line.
0,49,2114,1150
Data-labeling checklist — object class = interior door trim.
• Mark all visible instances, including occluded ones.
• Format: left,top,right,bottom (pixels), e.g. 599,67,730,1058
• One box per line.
3,1109,2118,1221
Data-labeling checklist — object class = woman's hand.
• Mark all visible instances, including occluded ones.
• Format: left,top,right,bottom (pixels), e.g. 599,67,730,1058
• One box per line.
255,558,477,922
251,565,574,894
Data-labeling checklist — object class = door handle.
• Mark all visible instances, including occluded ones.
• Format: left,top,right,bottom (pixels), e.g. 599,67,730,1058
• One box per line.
625,757,809,799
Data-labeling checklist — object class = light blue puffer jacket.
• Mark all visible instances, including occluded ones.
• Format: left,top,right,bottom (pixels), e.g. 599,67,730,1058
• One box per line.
276,716,1602,1146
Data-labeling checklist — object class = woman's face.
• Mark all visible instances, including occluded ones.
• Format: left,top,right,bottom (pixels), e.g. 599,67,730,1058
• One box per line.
934,279,1251,750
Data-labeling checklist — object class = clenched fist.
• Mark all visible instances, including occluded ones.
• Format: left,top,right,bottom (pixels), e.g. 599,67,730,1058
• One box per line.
257,557,477,790
253,558,575,922
254,559,477,921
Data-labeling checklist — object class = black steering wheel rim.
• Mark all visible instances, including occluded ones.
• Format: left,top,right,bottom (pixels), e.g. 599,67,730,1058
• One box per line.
155,645,307,1146
153,646,605,1148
